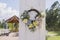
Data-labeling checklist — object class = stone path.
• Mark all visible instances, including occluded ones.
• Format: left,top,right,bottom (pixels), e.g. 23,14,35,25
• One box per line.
0,36,19,40
47,34,57,37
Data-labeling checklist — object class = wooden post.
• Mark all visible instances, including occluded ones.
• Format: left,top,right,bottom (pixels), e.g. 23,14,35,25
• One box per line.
19,0,46,40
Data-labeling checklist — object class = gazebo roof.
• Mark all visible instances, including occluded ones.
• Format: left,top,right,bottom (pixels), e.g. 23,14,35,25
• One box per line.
6,15,19,23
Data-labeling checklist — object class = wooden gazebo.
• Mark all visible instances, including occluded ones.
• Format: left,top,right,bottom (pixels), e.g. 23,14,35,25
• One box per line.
6,15,19,32
6,15,19,23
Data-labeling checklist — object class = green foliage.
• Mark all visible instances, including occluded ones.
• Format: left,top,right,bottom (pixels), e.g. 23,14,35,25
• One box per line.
46,1,60,31
0,21,3,29
51,1,59,9
0,21,4,29
21,10,30,20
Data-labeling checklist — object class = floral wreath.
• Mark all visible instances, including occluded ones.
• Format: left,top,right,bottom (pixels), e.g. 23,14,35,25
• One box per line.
20,9,43,32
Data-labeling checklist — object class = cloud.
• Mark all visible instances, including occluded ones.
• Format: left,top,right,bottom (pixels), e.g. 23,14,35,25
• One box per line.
0,3,7,9
0,3,19,20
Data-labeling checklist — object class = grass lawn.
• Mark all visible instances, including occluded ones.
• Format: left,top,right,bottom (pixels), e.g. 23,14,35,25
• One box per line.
47,31,60,40
47,36,60,40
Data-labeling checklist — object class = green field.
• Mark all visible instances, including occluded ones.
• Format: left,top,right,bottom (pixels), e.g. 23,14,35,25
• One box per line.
47,36,60,40
47,31,60,40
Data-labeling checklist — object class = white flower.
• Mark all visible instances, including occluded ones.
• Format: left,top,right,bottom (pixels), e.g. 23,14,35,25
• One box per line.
23,19,28,23
41,11,46,17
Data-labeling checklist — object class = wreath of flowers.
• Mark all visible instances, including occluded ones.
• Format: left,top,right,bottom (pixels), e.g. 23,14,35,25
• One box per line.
20,9,42,32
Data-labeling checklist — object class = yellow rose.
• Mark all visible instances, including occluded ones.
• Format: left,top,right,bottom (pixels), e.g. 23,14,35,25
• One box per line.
33,21,38,27
23,19,28,23
29,24,33,29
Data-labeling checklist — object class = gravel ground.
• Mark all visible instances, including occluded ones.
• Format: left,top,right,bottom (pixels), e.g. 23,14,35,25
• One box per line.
0,36,19,40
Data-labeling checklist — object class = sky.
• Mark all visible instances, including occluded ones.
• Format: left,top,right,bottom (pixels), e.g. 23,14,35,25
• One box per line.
0,0,60,21
0,0,19,11
46,0,60,9
0,0,19,20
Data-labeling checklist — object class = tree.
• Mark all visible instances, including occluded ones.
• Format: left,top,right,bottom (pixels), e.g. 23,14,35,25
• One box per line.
46,1,60,31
